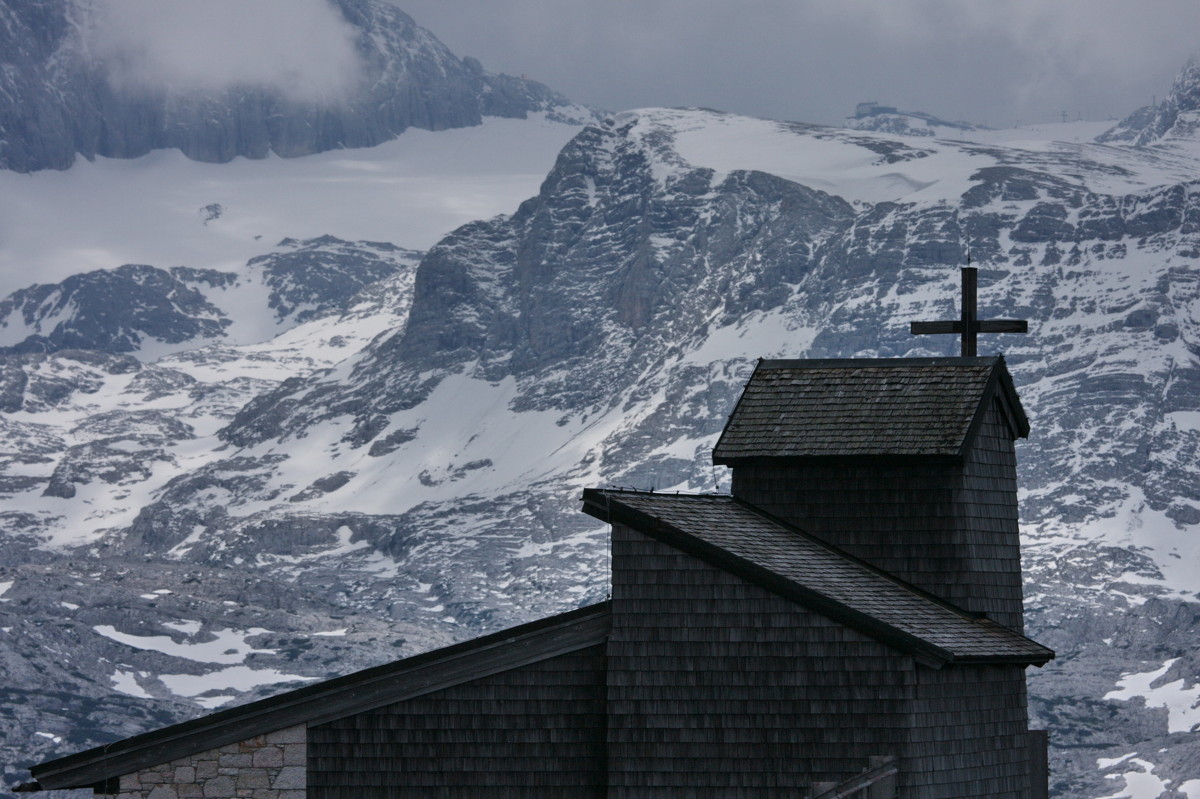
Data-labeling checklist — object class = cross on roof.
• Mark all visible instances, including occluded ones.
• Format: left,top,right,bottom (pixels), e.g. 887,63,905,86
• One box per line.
910,266,1027,357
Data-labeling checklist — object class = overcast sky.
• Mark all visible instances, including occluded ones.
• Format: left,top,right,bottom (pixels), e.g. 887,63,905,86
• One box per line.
393,0,1199,128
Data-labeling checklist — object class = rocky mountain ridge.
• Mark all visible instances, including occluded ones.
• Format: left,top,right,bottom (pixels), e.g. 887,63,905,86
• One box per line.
0,236,421,358
1099,58,1200,147
6,75,1200,799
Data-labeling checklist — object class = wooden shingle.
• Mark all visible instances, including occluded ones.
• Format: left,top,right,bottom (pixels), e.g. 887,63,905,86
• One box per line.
712,356,1028,464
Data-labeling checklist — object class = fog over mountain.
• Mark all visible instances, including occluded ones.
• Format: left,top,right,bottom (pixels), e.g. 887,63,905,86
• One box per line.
0,0,589,172
80,0,365,102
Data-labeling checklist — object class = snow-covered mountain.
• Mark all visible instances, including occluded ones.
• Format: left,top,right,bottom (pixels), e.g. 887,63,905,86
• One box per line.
0,236,420,357
845,101,986,137
0,0,591,173
1098,59,1200,147
7,50,1200,799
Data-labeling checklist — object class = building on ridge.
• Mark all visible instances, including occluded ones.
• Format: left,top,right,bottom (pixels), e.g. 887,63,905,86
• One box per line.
22,355,1053,799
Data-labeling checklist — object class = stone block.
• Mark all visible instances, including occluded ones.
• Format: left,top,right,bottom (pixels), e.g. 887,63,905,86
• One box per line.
251,747,283,768
271,766,305,791
173,766,196,783
141,771,165,784
237,771,271,790
147,786,179,799
195,760,220,779
282,743,306,766
264,725,305,745
219,753,252,768
176,784,203,798
202,775,235,797
277,791,306,799
120,773,142,791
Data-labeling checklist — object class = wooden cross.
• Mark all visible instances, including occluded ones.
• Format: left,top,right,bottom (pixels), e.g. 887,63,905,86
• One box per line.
910,266,1027,357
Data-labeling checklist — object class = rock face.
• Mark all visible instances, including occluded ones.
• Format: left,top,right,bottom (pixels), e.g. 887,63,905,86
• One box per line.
0,0,587,172
1098,59,1200,146
6,103,1200,797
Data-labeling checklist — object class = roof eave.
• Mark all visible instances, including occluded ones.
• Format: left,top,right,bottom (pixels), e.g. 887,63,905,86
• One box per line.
711,452,964,468
953,651,1055,667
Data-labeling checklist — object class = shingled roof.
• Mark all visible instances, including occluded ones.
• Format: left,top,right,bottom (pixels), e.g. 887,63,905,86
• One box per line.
581,489,1052,667
711,356,1029,464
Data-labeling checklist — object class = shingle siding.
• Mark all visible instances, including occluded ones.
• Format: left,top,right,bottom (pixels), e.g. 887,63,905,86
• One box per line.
607,521,915,796
903,665,1034,799
308,646,607,799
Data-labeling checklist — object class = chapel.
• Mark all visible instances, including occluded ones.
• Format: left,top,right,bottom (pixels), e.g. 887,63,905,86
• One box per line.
23,354,1053,799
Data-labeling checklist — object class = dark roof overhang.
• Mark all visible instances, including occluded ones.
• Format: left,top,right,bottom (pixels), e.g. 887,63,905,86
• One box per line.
582,488,1053,670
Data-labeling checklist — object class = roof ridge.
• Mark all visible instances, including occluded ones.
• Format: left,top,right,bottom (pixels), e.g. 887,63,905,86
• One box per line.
758,356,1001,369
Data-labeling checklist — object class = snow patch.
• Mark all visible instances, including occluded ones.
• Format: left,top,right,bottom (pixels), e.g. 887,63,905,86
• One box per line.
1096,757,1171,799
0,114,583,300
93,624,274,664
110,670,153,699
1106,658,1200,733
158,666,314,707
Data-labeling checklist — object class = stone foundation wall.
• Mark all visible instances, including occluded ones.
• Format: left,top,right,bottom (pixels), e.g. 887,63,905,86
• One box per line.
115,724,305,799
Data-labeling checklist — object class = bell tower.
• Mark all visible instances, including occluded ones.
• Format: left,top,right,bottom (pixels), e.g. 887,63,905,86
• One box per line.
713,356,1030,631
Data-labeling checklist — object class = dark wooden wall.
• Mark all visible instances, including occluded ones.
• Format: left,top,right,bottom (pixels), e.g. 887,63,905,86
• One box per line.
608,521,916,796
731,397,1025,631
903,664,1033,799
307,645,607,799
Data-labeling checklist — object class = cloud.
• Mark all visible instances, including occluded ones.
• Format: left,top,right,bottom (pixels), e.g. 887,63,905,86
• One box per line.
79,0,365,103
393,0,1200,127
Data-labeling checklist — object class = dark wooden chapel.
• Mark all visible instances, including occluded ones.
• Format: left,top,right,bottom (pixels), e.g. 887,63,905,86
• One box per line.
25,353,1054,799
